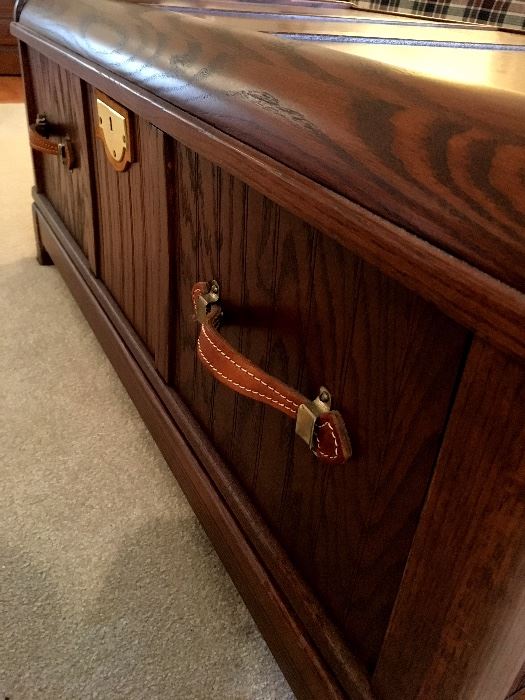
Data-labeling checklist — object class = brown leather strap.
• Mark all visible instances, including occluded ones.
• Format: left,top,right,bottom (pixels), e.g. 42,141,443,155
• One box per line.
29,123,75,170
192,282,352,464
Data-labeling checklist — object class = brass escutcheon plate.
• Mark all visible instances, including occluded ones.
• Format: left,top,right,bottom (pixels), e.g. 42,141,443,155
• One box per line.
95,90,133,172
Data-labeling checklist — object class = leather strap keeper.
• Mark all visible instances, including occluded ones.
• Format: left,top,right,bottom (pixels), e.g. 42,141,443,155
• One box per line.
192,281,352,465
29,122,75,170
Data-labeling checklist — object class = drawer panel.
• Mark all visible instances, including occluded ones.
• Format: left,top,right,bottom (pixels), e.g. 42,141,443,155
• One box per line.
167,139,471,668
26,49,95,267
88,89,172,378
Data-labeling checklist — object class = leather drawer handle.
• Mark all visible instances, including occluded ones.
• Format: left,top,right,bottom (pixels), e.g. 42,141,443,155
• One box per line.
29,114,75,170
193,281,352,464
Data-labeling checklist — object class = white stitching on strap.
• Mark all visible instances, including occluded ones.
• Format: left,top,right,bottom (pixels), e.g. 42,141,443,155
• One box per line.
316,421,339,461
201,324,299,409
198,336,296,415
193,287,341,461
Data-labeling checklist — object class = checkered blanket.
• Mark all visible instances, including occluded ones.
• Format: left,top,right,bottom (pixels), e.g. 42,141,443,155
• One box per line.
353,1,525,31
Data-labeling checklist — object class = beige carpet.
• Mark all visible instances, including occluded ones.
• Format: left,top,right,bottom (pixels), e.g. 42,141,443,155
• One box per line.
0,102,293,700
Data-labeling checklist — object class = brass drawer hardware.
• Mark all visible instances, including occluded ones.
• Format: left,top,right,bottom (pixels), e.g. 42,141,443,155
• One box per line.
95,90,133,172
196,279,220,323
295,388,333,451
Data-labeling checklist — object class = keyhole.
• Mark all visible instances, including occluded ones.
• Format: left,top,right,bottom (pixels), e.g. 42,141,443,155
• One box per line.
109,116,113,131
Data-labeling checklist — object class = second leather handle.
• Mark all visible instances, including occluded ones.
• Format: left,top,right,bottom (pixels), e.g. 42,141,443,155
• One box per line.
29,115,75,170
192,281,352,465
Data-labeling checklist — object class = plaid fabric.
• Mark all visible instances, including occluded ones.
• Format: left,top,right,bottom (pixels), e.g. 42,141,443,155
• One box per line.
352,1,525,30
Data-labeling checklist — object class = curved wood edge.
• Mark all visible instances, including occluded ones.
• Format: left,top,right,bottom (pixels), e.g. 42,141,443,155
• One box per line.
33,190,375,700
14,25,525,364
14,0,525,292
13,0,29,21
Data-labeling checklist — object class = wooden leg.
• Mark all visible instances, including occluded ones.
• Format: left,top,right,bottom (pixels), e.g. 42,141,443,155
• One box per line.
373,339,525,700
32,203,53,265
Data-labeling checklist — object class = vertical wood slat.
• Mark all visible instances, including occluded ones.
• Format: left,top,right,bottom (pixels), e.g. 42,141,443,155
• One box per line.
173,142,199,406
278,231,362,589
211,173,248,465
251,208,316,532
26,48,96,271
89,88,172,379
194,153,220,431
229,191,279,492
373,338,525,700
340,262,469,663
168,140,471,667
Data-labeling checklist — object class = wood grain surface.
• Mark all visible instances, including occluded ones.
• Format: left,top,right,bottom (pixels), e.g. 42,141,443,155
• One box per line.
373,338,525,700
89,88,173,378
25,47,96,269
15,0,525,293
168,142,471,668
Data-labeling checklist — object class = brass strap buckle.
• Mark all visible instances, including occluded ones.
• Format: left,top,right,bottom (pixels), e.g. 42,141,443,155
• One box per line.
295,388,332,450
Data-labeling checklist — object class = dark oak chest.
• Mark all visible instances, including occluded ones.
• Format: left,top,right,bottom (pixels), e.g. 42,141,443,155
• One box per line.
12,1,525,697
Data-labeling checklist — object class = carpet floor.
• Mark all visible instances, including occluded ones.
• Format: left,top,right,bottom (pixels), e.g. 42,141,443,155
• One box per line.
0,101,293,699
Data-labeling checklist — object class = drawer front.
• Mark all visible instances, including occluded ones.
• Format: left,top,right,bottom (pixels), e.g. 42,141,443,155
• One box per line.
167,140,471,668
26,49,95,267
88,88,172,379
